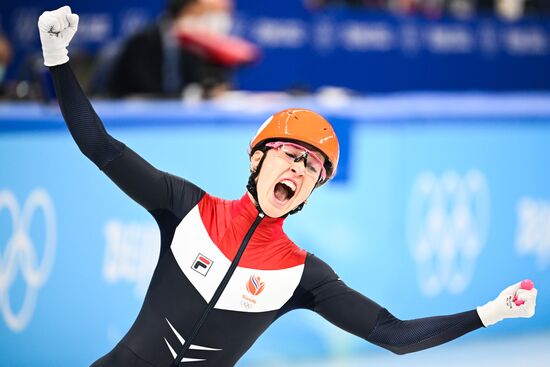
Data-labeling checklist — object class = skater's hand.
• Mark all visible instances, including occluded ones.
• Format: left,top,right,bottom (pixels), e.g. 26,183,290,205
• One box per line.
476,281,537,327
38,6,79,66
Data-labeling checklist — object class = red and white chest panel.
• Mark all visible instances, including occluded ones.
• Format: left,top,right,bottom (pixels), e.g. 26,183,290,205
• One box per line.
170,205,305,313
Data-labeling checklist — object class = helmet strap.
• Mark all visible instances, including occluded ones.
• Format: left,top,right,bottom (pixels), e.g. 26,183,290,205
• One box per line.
288,201,305,216
246,151,267,214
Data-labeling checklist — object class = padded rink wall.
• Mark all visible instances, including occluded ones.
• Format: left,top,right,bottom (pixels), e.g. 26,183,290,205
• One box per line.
0,94,550,366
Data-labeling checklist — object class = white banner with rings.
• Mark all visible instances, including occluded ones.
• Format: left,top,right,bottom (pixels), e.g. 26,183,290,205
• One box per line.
0,189,56,332
406,170,490,297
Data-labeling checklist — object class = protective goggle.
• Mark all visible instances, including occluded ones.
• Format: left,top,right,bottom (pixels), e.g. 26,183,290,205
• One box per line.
266,141,327,182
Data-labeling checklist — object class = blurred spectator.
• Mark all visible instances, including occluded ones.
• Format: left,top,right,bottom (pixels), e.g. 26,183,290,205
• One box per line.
101,0,234,99
496,0,526,19
309,0,453,17
305,0,387,11
308,0,550,18
495,0,550,20
392,0,446,17
388,0,473,18
0,32,13,96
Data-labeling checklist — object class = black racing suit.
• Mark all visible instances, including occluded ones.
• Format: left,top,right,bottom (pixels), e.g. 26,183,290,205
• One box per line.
50,63,483,367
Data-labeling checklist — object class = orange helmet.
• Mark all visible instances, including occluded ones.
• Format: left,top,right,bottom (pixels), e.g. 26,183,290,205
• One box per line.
250,108,339,182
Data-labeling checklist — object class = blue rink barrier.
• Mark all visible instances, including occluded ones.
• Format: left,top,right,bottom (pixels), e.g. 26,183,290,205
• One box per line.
1,94,550,366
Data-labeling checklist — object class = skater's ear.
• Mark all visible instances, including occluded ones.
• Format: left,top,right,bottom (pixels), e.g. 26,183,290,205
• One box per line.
250,150,264,173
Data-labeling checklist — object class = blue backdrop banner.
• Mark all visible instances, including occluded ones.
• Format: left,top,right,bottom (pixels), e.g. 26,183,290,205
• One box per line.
1,1,549,92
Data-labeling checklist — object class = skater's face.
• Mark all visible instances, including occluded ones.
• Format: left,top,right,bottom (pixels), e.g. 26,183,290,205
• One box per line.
250,143,325,218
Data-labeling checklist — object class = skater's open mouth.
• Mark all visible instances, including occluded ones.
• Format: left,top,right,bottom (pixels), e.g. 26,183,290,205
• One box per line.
274,179,296,202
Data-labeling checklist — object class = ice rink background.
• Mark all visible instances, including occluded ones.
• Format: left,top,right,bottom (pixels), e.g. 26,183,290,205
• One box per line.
1,94,550,366
289,332,550,367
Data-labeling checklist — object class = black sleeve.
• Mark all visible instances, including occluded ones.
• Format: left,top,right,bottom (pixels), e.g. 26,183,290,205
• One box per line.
49,63,204,218
299,254,483,355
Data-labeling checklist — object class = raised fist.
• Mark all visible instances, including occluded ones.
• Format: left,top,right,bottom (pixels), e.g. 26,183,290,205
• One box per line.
38,6,79,66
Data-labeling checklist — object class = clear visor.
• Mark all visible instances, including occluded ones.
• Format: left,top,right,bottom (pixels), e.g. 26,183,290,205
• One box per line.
266,142,327,182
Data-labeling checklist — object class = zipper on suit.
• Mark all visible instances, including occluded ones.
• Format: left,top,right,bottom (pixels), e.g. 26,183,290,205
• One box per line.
171,212,265,366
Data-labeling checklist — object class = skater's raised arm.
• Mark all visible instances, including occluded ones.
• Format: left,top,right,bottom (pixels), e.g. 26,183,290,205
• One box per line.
39,6,204,218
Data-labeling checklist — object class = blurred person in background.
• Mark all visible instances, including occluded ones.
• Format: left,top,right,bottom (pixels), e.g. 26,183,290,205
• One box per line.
305,0,387,9
0,31,13,97
308,0,550,18
388,0,474,18
39,6,539,367
104,0,234,99
390,0,550,18
493,0,550,19
307,0,463,18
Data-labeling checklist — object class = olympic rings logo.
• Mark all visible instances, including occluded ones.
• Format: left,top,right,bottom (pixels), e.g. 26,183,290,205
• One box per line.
0,189,56,332
406,170,490,296
240,299,253,310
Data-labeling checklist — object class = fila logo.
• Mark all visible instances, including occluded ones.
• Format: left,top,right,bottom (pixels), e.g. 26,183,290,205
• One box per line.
191,253,213,276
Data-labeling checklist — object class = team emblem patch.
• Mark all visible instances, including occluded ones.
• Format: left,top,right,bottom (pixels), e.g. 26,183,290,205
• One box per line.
191,253,213,276
241,274,266,310
246,274,266,296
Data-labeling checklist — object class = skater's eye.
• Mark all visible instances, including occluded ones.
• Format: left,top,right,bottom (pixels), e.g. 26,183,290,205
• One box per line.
284,151,298,159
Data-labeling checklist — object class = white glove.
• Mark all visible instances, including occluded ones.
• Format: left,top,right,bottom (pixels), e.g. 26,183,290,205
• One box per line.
476,282,537,327
38,6,79,67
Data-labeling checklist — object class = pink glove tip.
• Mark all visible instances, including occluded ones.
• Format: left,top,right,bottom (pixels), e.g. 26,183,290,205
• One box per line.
514,279,535,306
521,279,534,290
